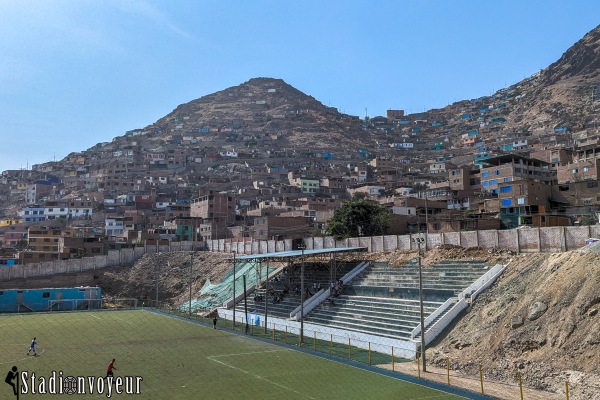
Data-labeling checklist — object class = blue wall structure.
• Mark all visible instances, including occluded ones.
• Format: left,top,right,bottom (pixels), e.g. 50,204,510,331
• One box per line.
0,287,101,312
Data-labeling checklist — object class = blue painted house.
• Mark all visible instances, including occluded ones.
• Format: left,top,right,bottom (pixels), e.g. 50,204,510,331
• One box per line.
0,287,101,312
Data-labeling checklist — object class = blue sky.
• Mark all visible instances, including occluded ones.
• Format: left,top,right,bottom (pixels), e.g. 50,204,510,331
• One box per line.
1,1,599,173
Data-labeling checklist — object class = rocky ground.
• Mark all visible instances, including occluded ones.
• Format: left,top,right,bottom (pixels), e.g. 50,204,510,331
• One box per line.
96,245,599,400
425,246,600,400
96,251,233,307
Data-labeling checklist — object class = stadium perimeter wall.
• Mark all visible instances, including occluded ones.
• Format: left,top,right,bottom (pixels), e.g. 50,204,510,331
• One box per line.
1,226,599,282
218,307,417,359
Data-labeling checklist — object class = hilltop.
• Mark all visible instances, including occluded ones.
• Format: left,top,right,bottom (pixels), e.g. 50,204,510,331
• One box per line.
139,76,375,159
1,26,599,219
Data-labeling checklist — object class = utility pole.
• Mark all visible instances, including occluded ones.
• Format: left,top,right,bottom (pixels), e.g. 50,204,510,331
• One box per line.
425,196,429,235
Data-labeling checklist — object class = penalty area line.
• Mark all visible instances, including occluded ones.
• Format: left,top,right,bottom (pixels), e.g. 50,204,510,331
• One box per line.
207,355,317,400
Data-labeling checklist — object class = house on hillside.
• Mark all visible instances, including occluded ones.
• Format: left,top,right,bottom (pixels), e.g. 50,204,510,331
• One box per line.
252,216,313,241
21,206,47,224
497,179,553,228
105,216,125,241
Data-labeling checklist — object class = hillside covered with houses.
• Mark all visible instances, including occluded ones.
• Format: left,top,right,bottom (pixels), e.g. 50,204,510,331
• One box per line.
1,25,600,266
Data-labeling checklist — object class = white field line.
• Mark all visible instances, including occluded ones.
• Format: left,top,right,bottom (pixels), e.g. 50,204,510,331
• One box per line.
0,347,46,366
208,350,317,400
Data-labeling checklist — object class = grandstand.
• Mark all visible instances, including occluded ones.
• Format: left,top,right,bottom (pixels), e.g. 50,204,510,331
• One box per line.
305,260,493,340
192,248,505,355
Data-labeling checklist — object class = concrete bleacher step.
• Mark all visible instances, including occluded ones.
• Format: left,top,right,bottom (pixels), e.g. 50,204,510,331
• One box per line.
332,295,442,312
306,315,414,339
311,307,422,327
303,292,445,340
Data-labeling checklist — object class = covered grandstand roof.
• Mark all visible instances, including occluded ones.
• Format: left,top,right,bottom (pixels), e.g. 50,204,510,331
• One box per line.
233,247,367,261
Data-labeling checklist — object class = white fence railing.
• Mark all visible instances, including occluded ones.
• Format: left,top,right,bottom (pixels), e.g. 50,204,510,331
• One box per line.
217,307,418,359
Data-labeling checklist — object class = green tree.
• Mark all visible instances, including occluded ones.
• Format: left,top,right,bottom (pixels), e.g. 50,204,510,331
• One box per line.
579,213,598,226
326,199,392,240
14,239,31,251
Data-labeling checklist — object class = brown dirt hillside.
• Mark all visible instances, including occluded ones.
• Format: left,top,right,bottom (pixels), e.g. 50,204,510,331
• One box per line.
96,251,233,307
428,249,600,400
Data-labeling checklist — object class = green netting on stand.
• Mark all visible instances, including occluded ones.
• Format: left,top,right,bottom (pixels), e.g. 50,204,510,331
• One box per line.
179,261,278,313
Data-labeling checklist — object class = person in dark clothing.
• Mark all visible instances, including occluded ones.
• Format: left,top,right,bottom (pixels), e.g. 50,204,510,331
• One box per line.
213,316,218,329
106,359,117,379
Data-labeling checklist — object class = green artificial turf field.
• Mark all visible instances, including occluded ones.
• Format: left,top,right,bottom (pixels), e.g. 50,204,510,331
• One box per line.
0,310,472,399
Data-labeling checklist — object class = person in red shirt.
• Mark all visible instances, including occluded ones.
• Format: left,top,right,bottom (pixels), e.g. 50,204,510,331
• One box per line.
106,359,117,379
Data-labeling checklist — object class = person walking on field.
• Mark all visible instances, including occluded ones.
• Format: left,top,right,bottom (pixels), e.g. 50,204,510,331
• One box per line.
27,337,37,356
106,359,117,379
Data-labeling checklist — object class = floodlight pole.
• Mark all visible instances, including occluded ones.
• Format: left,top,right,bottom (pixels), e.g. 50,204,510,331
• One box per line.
299,244,306,343
232,251,237,330
263,258,269,334
189,251,193,318
243,274,249,334
156,256,165,307
417,236,426,372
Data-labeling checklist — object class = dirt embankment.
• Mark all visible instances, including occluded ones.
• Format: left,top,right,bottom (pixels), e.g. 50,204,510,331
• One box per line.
427,250,600,400
96,251,233,306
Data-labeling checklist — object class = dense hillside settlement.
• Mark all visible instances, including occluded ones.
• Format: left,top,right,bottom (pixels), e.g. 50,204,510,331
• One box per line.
0,22,599,400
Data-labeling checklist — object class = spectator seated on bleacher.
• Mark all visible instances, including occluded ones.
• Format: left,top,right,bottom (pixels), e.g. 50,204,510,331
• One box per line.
273,292,283,304
254,295,263,302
